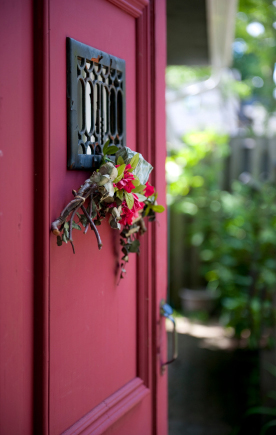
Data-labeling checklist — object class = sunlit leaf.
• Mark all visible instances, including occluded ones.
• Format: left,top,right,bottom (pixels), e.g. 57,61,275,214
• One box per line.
117,156,125,165
105,145,119,155
144,206,151,216
151,205,165,213
132,179,141,187
125,191,134,209
135,193,147,202
129,153,139,171
116,189,124,201
133,184,146,193
102,139,110,155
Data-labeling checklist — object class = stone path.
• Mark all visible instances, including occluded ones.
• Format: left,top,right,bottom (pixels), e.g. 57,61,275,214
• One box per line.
167,318,261,435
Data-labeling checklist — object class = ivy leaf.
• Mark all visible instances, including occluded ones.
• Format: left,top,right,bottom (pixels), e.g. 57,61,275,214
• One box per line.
64,222,69,229
117,156,125,165
105,145,119,155
132,184,146,193
135,193,147,202
116,189,124,201
102,139,110,155
129,153,139,171
57,235,63,246
125,191,134,209
72,221,82,230
129,239,140,253
151,205,165,213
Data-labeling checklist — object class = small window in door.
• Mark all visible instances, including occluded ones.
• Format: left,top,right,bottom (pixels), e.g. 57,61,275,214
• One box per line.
67,37,126,170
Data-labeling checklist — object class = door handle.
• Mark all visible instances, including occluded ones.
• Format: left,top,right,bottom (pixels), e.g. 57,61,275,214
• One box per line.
160,300,178,370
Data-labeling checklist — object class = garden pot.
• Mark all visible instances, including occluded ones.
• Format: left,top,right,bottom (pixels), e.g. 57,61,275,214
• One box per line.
179,288,219,314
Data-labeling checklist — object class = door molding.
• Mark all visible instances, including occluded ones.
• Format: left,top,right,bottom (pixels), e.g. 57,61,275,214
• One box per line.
33,0,50,433
62,378,149,435
107,0,148,18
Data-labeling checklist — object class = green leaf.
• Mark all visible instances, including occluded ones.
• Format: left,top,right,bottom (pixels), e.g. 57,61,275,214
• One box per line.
102,139,110,155
79,214,88,227
247,407,276,417
57,235,63,246
261,419,276,435
62,233,68,243
91,200,97,219
151,205,165,213
144,206,151,216
105,145,119,155
117,156,125,165
135,193,147,202
116,189,124,201
113,164,126,183
64,226,69,239
129,239,140,253
64,222,69,229
125,191,134,210
72,221,82,230
132,179,141,187
113,173,124,184
129,153,139,171
117,164,126,176
132,184,146,193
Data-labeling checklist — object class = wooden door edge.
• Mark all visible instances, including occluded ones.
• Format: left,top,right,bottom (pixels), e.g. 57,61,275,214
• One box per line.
32,0,50,433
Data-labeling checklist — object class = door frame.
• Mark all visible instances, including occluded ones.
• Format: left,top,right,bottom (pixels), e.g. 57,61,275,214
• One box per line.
33,0,167,433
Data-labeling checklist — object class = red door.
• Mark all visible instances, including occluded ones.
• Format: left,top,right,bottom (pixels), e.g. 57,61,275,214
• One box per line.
33,0,168,434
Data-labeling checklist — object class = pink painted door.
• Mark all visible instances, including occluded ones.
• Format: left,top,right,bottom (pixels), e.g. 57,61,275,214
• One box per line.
41,0,167,434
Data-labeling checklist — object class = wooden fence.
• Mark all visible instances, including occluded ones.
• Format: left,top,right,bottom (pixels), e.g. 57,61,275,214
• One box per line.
224,136,276,189
168,135,276,309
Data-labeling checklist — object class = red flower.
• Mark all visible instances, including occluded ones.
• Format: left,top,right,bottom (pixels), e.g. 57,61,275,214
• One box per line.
115,164,136,193
144,182,155,197
120,195,144,226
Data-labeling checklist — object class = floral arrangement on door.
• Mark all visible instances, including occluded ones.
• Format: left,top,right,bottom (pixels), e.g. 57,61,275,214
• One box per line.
51,143,164,280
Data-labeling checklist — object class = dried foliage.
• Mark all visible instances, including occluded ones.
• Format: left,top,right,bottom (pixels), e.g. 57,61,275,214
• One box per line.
51,143,165,280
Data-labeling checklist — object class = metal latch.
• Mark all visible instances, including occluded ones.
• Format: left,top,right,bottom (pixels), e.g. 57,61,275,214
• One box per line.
160,300,178,371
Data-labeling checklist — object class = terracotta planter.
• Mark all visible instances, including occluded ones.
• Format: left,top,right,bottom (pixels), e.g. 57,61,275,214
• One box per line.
179,288,219,313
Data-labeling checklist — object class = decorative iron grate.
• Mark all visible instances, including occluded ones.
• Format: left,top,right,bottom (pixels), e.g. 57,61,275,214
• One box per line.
67,37,126,170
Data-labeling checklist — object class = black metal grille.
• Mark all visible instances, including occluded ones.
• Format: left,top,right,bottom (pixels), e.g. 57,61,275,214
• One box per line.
67,37,126,170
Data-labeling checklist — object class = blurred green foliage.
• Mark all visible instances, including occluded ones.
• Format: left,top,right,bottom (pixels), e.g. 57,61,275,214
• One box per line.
234,0,276,113
166,66,212,89
167,131,276,348
166,0,276,114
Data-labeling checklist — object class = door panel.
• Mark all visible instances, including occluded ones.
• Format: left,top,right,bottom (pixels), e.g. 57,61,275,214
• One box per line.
46,0,167,434
49,0,147,434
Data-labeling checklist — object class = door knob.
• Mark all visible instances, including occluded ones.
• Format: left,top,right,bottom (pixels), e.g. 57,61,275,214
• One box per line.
160,300,178,371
